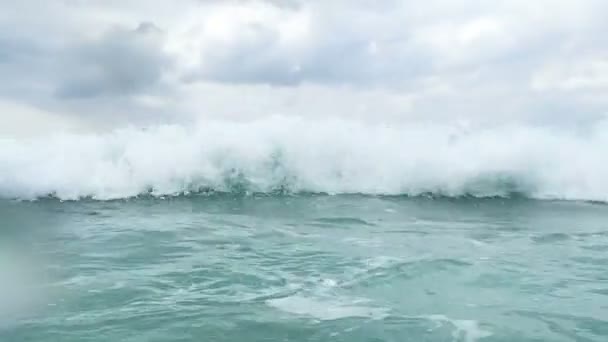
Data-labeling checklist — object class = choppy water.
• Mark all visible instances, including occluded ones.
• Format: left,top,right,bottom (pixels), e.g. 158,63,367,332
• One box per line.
1,195,607,341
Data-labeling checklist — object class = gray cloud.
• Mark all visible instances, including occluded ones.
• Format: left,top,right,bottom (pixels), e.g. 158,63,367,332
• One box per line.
184,2,432,87
0,0,607,130
56,23,171,98
186,0,608,88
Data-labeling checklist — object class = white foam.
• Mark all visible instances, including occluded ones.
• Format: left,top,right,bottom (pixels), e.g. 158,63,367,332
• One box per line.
426,315,493,342
267,295,389,321
1,116,608,201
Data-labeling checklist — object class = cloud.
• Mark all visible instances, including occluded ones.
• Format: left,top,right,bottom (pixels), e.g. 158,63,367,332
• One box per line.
56,22,171,98
532,56,608,92
0,0,607,129
179,2,430,86
159,0,607,127
0,100,91,138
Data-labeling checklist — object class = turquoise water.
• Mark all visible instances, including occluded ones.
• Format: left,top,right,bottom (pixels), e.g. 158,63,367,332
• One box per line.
1,195,607,341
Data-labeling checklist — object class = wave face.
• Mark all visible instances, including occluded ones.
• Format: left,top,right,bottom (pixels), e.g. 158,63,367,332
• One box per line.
1,117,608,201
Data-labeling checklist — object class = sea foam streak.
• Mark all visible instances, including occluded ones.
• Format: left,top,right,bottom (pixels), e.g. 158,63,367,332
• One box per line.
1,116,607,201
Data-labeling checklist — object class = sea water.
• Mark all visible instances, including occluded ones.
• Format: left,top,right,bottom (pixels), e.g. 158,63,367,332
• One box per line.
1,118,607,341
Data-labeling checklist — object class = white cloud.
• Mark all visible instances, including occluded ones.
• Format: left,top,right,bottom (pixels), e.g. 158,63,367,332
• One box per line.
412,16,515,68
0,100,92,138
532,56,608,91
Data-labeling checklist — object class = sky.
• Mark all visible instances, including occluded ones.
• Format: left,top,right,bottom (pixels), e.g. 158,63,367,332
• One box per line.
1,0,607,136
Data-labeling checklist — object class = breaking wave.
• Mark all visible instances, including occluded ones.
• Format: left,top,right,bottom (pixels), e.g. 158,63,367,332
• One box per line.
1,116,608,201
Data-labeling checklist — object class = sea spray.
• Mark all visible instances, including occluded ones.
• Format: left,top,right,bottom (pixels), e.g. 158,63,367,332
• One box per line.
1,116,607,201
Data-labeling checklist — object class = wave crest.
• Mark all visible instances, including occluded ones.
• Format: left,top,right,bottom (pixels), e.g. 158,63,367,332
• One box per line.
1,117,607,201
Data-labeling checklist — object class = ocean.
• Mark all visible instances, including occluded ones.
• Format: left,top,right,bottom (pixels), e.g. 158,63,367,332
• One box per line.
1,118,608,341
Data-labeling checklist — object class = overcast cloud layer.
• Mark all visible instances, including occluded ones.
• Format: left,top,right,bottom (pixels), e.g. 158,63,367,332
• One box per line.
1,0,607,135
